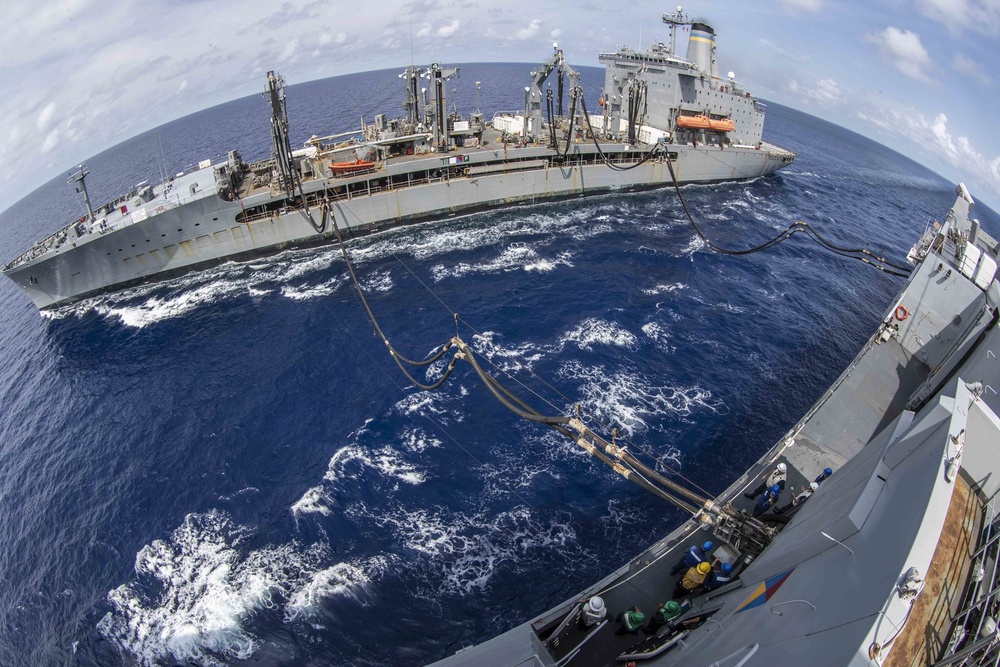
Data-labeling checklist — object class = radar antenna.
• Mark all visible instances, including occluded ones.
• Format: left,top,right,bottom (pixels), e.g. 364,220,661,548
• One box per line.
661,6,692,58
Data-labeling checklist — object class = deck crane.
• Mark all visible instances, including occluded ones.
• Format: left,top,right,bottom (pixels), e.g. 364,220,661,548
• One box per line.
524,44,580,143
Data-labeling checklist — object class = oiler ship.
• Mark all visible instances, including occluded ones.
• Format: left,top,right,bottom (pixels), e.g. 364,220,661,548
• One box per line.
3,8,794,311
427,183,1000,666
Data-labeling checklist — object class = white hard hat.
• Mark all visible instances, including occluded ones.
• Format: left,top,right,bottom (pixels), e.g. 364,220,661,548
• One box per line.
587,596,605,612
810,482,819,491
777,463,787,472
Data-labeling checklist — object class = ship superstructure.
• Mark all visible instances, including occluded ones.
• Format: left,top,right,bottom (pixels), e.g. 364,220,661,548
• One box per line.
427,185,1000,666
3,9,794,311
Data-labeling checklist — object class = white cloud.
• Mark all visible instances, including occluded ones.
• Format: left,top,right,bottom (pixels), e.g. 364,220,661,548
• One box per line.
319,32,332,46
335,32,347,44
416,23,432,38
952,53,991,82
914,0,1000,36
515,19,542,40
550,28,562,40
41,128,60,153
757,38,810,63
781,0,822,11
789,78,846,106
436,19,460,38
36,101,57,132
867,27,933,83
177,80,188,93
279,37,299,63
857,107,1000,196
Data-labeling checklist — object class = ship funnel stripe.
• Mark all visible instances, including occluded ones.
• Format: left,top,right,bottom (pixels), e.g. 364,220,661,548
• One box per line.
689,35,716,45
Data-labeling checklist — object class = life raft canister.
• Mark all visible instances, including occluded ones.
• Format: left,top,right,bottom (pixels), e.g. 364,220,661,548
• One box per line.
895,305,909,321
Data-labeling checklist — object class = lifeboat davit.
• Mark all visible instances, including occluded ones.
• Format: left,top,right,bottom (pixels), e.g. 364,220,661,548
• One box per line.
676,115,711,130
330,159,375,175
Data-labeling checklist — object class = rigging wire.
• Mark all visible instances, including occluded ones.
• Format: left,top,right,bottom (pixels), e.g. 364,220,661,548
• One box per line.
578,86,911,275
576,92,664,172
329,209,459,393
311,276,542,512
310,84,910,505
664,158,912,277
327,204,709,514
332,198,714,497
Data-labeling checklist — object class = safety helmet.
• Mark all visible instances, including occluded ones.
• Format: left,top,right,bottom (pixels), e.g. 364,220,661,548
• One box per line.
810,482,819,491
666,600,682,613
587,596,605,612
721,562,733,574
777,463,787,472
824,467,833,475
771,484,781,493
702,541,714,552
697,562,711,574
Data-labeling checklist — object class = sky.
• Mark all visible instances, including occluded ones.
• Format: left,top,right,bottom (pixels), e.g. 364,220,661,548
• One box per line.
1,0,998,213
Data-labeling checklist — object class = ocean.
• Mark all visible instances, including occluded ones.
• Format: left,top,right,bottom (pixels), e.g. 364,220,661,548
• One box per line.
0,63,995,667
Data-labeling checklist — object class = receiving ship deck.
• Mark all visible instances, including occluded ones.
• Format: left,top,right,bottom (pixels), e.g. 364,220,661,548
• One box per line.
449,333,930,667
433,198,1000,667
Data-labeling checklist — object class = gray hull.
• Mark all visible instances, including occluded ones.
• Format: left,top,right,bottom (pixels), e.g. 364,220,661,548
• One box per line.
6,142,791,310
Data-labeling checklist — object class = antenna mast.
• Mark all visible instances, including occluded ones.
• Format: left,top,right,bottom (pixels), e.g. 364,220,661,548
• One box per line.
661,5,692,58
67,165,94,223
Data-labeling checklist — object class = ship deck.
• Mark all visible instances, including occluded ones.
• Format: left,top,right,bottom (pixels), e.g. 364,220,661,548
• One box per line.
237,125,649,201
438,317,935,667
557,338,930,667
437,210,1000,666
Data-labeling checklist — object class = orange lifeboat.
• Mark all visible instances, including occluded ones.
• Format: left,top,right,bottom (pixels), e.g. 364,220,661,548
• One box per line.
330,159,375,175
676,115,711,130
709,118,735,132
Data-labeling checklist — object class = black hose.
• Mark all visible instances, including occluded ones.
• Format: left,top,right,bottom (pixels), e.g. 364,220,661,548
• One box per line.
664,159,912,277
556,92,577,158
460,343,571,425
330,210,455,368
577,93,662,171
295,182,326,234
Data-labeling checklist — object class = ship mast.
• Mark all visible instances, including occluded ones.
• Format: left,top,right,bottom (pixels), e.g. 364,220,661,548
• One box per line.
661,5,692,58
67,165,95,223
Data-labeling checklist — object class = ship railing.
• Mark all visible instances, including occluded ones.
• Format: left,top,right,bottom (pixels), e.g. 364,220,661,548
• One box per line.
4,172,227,269
5,225,74,269
227,152,641,230
937,491,1000,665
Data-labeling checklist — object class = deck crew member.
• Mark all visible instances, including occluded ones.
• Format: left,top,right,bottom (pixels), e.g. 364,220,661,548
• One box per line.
745,462,787,499
581,595,607,628
616,606,646,635
673,561,712,598
753,484,782,517
815,467,834,484
645,600,683,633
704,562,734,591
775,482,819,515
669,541,714,575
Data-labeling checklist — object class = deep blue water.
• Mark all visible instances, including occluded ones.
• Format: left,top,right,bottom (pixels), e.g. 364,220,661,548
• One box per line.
0,63,997,667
